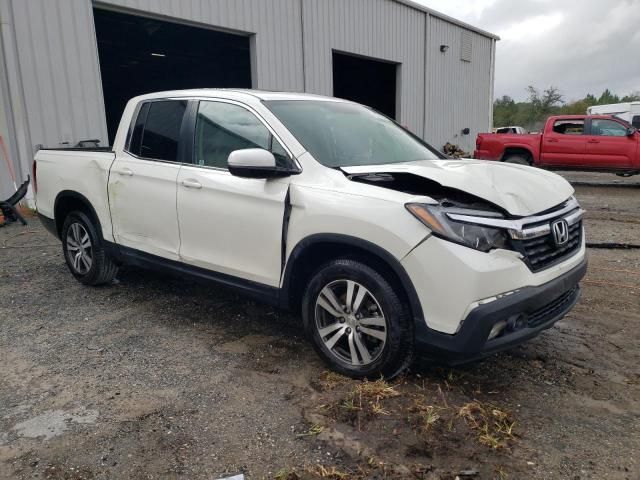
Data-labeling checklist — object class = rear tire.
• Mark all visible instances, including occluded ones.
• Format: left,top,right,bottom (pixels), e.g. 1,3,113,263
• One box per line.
503,154,532,166
61,211,118,286
302,258,413,379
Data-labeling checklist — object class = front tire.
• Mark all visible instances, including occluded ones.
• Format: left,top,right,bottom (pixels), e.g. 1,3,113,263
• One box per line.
302,259,413,379
61,211,118,286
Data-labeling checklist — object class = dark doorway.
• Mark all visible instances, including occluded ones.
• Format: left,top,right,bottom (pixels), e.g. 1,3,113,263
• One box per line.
332,51,398,119
93,8,252,144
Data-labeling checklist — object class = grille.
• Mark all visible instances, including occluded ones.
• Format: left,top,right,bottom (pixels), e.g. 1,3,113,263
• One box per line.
518,221,582,271
527,286,579,328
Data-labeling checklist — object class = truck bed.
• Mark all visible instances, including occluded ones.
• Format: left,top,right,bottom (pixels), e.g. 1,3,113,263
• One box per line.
40,147,113,152
34,148,116,239
474,133,542,161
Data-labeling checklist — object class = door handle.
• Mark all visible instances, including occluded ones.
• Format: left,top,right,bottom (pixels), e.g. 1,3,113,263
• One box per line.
547,138,559,143
181,179,202,189
587,139,600,144
116,168,134,176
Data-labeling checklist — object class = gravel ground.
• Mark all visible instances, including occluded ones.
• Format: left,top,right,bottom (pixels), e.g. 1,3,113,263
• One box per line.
0,172,638,479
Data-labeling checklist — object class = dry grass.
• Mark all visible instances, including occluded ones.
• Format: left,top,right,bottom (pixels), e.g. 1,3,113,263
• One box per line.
274,465,356,480
408,400,443,433
295,423,324,438
345,378,401,421
325,378,402,426
305,465,352,479
494,465,509,480
458,401,516,449
319,371,352,391
353,378,400,415
295,376,519,479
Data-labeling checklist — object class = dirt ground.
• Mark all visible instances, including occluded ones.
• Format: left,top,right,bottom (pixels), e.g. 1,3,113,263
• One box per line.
0,172,638,479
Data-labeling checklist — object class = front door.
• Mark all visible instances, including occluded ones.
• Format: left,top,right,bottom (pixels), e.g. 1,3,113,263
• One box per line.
176,99,291,287
108,100,188,260
583,118,637,169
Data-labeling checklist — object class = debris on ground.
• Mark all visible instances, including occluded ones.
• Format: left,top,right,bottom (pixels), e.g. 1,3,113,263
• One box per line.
443,143,470,158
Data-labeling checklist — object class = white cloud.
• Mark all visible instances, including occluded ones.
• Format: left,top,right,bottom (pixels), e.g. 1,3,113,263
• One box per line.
413,0,496,21
415,0,640,101
498,13,563,42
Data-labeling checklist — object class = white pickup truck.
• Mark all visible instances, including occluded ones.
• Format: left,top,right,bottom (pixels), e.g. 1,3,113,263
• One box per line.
35,89,587,378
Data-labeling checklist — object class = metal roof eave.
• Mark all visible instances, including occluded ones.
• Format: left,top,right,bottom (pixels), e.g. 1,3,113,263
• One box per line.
394,0,501,40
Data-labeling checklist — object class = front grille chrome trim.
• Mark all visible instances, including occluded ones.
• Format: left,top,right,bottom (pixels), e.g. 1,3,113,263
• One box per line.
509,208,584,240
446,197,584,272
446,197,581,233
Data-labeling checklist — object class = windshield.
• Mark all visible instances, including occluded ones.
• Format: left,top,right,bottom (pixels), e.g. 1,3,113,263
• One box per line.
265,100,443,167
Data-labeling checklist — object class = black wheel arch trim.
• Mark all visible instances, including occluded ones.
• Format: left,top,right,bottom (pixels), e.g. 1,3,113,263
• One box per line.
53,190,104,239
280,233,425,324
500,147,533,163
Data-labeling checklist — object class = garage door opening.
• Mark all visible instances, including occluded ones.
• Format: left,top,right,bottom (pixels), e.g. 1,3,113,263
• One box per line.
332,51,398,120
93,8,252,144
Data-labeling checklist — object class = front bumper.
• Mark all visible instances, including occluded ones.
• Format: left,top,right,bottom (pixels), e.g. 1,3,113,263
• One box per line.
413,256,587,363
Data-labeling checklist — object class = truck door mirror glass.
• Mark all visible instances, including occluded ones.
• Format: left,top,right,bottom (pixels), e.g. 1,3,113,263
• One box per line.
228,148,292,179
626,127,637,137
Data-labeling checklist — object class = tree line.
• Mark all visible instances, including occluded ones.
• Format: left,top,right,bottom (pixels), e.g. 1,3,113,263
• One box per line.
493,87,640,132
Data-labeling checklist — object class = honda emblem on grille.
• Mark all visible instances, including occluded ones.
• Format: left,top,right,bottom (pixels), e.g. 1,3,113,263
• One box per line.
551,219,570,246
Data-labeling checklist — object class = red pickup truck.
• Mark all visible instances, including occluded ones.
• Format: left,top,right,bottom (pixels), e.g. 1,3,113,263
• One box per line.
474,115,640,176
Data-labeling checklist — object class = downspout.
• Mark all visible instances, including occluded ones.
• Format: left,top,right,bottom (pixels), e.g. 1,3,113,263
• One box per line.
488,38,497,131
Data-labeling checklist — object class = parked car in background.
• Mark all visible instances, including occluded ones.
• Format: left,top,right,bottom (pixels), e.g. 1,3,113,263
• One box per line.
587,102,640,128
493,126,528,134
34,90,587,378
475,115,640,176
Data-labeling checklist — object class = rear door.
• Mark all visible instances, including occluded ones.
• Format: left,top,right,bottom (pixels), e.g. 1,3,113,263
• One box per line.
583,118,636,168
108,99,188,260
539,118,587,166
176,99,291,287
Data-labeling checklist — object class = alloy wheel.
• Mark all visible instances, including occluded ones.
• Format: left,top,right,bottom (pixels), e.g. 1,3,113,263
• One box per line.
314,279,387,366
66,222,93,275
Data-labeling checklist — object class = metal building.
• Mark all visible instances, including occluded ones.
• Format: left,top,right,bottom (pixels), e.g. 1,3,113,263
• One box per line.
0,0,498,201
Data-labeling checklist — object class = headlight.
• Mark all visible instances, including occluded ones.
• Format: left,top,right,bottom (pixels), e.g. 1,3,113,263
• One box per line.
405,203,510,252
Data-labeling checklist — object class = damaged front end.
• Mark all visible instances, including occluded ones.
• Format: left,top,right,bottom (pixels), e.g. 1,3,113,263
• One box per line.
344,169,585,272
346,170,511,253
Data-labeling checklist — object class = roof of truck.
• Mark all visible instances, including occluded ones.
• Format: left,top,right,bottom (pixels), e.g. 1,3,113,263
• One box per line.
131,89,347,103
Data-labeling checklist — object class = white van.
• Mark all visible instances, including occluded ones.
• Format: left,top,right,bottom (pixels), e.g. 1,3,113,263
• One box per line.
587,102,640,128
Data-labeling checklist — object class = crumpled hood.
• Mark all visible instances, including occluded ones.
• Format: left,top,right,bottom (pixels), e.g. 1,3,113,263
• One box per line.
341,159,574,217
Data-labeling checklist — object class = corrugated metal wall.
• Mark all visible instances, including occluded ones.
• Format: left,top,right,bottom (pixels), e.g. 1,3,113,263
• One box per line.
301,0,426,135
0,0,107,203
0,0,496,201
4,0,107,148
425,16,494,152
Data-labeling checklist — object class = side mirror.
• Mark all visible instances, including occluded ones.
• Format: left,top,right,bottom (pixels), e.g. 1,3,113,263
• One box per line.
626,127,637,137
227,148,292,179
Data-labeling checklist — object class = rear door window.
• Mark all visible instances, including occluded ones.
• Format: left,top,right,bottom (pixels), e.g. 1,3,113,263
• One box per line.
632,115,640,129
552,120,585,135
127,100,188,161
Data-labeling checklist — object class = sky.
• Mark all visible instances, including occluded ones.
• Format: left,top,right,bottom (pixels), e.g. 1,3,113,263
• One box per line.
416,0,640,102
